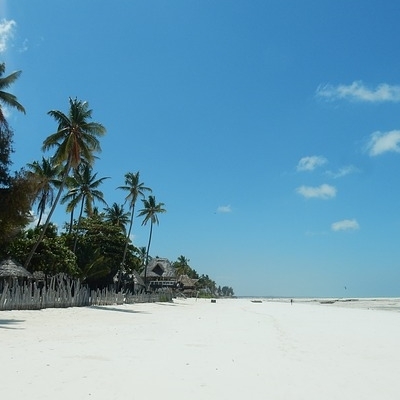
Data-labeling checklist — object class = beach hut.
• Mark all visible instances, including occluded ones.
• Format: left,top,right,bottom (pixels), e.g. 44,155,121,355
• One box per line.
0,258,33,292
177,274,199,297
141,257,177,289
0,258,33,280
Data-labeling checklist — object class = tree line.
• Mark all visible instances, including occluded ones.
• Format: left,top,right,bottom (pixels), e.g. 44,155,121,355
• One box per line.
0,62,234,296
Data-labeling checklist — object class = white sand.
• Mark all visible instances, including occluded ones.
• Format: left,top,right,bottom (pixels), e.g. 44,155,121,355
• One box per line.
1,298,400,399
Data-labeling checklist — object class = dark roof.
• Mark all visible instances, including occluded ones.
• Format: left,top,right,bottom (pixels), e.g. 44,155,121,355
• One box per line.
141,258,176,279
0,258,33,279
178,274,198,288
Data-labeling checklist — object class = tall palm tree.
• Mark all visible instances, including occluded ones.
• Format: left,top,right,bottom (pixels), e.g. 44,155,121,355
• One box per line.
138,195,166,287
25,97,106,267
27,157,61,227
0,63,25,186
104,203,130,233
62,163,109,253
118,171,151,270
62,174,78,234
0,62,25,124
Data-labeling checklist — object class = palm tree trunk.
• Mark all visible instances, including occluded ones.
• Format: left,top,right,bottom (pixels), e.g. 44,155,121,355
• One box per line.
68,207,74,234
143,221,153,290
36,207,44,228
72,194,85,253
121,205,135,269
25,163,71,268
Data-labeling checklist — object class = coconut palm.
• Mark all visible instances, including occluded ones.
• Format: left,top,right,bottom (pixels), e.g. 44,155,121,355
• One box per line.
25,98,106,267
62,163,109,253
118,171,151,270
174,255,191,278
137,195,166,287
27,157,62,227
0,63,25,186
104,203,130,233
0,62,25,123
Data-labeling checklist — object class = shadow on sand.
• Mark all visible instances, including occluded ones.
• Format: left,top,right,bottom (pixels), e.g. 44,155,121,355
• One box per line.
90,306,148,314
0,319,25,329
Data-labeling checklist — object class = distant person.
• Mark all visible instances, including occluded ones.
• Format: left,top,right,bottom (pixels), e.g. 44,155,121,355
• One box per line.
291,299,293,305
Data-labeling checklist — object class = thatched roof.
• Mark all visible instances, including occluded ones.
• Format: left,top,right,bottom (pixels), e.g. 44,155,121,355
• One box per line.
0,258,33,279
141,258,176,279
178,274,198,288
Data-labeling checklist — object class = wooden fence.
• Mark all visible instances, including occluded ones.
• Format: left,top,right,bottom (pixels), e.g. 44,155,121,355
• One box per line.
0,277,173,311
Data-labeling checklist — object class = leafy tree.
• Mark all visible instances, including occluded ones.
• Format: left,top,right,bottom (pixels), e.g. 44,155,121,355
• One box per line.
70,214,140,288
25,98,106,267
197,274,217,296
118,171,151,270
138,195,166,286
0,170,36,247
27,157,62,227
9,223,77,276
0,124,14,186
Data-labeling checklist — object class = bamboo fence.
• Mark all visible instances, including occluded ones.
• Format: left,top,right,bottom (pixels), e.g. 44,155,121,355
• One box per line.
0,277,173,311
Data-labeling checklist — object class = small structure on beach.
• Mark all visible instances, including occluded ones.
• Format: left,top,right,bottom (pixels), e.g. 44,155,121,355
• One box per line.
177,274,198,296
141,257,177,289
0,258,33,280
0,258,33,293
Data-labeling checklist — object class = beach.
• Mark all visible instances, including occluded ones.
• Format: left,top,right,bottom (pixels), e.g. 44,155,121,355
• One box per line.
1,298,400,399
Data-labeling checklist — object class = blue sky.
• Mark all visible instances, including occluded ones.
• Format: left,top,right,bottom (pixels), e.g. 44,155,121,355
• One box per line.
2,0,400,297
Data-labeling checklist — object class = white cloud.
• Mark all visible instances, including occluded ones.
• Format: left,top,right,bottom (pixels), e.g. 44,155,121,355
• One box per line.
217,205,232,213
326,165,359,178
0,19,16,53
316,81,400,103
331,219,359,232
296,184,336,199
297,156,327,172
365,130,400,156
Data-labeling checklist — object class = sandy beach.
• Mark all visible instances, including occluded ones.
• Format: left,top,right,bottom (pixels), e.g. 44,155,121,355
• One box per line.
1,298,400,399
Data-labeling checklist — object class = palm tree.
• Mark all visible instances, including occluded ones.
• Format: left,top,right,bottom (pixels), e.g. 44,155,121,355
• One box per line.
0,63,25,186
137,195,166,287
62,163,109,253
104,203,130,233
174,255,191,278
137,246,148,272
27,157,61,227
118,171,151,270
0,62,25,124
25,97,106,267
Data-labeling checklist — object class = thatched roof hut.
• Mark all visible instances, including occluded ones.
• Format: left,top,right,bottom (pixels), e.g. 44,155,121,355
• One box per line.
0,258,33,279
178,274,198,290
141,258,176,280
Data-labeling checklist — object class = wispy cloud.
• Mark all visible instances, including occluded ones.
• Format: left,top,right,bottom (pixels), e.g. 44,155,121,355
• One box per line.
296,184,336,199
217,205,232,213
365,130,400,156
297,156,327,172
0,19,16,53
316,81,400,103
325,165,359,179
331,219,359,232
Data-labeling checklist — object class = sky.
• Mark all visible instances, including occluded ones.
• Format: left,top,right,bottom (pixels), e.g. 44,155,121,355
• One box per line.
2,0,400,297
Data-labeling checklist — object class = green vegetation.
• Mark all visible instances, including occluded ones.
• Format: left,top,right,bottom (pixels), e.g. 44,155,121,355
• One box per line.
0,61,234,296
